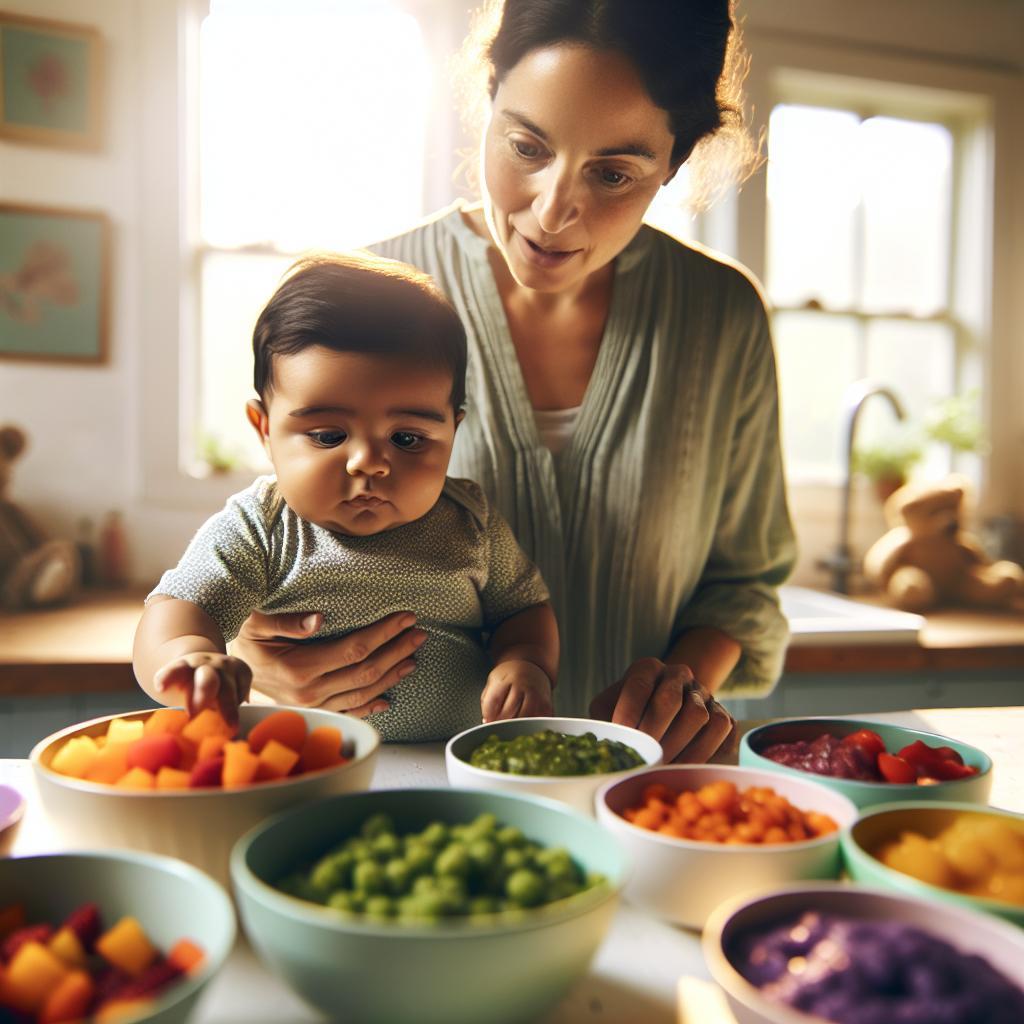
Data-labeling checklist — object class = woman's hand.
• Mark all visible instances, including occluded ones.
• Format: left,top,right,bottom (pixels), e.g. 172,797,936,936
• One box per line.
589,657,736,763
229,610,427,716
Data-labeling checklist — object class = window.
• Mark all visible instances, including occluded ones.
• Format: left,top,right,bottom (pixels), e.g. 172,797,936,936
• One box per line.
763,81,988,485
190,0,443,475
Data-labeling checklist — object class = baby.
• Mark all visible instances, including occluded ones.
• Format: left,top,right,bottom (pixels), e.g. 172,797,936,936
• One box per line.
133,253,557,741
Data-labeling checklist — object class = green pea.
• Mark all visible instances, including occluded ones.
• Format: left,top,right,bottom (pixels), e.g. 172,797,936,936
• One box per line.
506,868,545,907
327,890,360,914
371,832,401,861
467,838,498,872
420,822,449,847
405,844,435,877
501,848,527,872
496,825,525,848
468,895,500,916
364,895,394,918
353,859,387,894
384,858,412,895
435,843,471,878
310,851,351,894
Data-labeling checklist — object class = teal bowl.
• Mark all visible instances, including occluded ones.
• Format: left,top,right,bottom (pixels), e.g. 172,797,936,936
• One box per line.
842,800,1024,928
0,850,235,1023
231,787,627,1024
739,717,992,809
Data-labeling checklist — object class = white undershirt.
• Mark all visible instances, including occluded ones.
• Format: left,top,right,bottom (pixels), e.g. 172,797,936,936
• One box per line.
533,405,582,455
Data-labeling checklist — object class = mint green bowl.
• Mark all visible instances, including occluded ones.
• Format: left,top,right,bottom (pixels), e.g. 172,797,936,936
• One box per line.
231,787,627,1024
739,717,992,809
0,851,235,1023
841,800,1024,928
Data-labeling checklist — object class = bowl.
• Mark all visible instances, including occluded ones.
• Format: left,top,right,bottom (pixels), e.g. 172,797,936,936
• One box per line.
0,850,235,1024
230,787,627,1024
0,784,25,856
595,765,857,930
739,717,992,809
841,800,1024,927
702,882,1024,1024
30,704,380,887
444,716,663,816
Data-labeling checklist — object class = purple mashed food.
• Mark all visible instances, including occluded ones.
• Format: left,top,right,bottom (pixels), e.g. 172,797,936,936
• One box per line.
730,910,1024,1024
761,734,881,781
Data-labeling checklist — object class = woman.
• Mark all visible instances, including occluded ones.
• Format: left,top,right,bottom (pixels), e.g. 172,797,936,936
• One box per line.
231,0,796,762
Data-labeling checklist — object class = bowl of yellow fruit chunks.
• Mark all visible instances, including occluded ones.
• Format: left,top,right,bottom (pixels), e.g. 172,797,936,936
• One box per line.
841,801,1024,927
30,704,380,888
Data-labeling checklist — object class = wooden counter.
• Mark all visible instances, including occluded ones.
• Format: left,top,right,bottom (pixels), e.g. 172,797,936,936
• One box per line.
1,589,1023,696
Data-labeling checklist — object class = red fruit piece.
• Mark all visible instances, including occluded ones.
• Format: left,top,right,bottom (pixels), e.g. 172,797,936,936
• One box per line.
39,968,94,1024
126,735,182,775
188,755,224,789
933,745,964,765
247,711,307,754
1,923,54,963
107,958,183,1002
841,728,886,759
878,752,916,784
62,903,101,952
926,758,979,781
0,904,26,942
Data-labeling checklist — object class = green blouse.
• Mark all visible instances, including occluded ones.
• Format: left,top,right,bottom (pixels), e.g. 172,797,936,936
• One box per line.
371,204,796,710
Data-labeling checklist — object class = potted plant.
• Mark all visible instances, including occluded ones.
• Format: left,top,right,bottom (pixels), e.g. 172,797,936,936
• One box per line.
852,434,924,503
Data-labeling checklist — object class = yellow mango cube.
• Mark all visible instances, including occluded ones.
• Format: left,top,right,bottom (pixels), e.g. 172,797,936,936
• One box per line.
84,743,131,785
106,719,145,745
48,926,88,968
50,736,100,779
95,917,158,977
256,738,300,780
156,766,192,790
222,741,260,788
5,941,69,1012
114,767,156,790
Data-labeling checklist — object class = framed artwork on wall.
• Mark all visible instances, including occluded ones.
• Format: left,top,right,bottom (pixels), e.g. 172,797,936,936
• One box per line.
0,10,103,150
0,202,110,364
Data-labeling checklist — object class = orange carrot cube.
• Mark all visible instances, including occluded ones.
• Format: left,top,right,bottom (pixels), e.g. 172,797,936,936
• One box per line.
247,710,307,754
48,926,87,968
155,766,192,790
167,938,205,975
143,708,189,736
196,734,228,763
222,741,260,788
298,726,344,773
39,968,94,1023
181,709,234,745
5,941,69,1011
255,739,301,781
84,743,131,785
114,767,156,790
95,918,157,977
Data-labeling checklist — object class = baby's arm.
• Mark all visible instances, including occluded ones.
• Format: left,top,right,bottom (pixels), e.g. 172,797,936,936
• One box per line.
481,602,559,723
133,594,251,724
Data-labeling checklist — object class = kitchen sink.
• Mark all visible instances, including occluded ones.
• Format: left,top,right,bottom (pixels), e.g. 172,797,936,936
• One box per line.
780,585,924,647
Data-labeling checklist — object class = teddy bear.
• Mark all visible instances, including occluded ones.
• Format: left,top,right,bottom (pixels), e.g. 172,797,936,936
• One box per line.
0,424,81,610
862,475,1024,613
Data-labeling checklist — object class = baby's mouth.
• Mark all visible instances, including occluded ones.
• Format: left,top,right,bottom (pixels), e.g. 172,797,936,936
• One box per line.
346,494,386,507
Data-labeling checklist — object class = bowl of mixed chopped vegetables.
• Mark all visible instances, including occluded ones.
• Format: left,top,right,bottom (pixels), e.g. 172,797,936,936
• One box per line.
230,786,627,1024
444,716,663,816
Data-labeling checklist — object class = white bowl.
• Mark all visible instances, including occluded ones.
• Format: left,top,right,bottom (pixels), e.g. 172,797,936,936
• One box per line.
30,704,380,887
445,716,662,816
702,882,1024,1024
595,765,858,930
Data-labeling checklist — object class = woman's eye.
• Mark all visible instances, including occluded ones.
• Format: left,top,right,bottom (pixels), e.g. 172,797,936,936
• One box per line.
390,431,423,451
596,167,631,189
308,430,346,448
511,138,543,160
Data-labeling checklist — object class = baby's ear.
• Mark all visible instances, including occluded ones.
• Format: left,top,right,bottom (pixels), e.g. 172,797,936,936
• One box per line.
453,409,466,430
246,399,271,448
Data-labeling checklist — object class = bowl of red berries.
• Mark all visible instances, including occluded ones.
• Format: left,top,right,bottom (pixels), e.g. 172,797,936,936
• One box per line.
739,718,992,809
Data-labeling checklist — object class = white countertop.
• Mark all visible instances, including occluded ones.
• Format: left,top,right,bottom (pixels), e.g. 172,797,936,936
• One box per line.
3,706,1022,1023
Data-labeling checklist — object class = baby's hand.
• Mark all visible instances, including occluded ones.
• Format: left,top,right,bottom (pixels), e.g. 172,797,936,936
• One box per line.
481,660,553,723
152,652,252,725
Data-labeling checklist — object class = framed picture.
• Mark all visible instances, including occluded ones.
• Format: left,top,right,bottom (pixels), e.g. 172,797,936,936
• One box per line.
0,10,103,150
0,202,110,364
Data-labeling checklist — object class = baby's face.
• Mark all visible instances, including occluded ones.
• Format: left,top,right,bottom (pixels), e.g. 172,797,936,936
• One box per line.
249,347,460,536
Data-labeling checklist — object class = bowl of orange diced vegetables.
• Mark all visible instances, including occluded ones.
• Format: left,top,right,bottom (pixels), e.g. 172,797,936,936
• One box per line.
30,705,380,887
595,764,858,930
0,849,235,1023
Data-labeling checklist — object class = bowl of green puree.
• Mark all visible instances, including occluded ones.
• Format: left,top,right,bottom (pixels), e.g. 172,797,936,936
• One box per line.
445,716,663,816
230,787,628,1024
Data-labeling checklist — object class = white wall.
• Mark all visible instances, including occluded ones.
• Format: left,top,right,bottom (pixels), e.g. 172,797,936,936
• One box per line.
1,0,1022,588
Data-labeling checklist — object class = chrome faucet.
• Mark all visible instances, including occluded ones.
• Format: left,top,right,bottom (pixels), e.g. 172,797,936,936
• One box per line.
819,379,907,594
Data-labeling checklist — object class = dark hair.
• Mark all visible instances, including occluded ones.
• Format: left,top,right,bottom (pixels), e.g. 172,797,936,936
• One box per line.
454,0,755,209
252,253,467,411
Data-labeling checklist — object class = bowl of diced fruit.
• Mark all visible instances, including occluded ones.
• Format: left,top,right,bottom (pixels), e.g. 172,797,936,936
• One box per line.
841,801,1024,928
445,716,662,816
595,765,858,930
30,704,380,887
230,786,627,1024
0,850,234,1024
739,718,992,809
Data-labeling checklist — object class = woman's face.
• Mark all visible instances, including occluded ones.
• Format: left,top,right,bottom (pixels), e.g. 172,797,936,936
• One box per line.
482,43,678,294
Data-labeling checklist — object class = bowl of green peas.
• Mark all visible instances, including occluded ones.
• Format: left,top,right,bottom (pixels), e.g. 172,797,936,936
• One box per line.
445,716,663,816
230,787,628,1024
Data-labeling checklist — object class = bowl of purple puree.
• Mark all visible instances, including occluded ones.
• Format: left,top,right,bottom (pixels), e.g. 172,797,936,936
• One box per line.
739,718,992,809
702,882,1024,1024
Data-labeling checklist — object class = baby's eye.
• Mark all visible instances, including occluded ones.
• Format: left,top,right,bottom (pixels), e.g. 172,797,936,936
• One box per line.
390,431,424,451
308,430,346,448
511,138,543,160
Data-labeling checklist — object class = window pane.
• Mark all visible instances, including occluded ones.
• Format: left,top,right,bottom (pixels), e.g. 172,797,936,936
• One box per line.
860,117,952,315
774,311,861,480
200,2,430,251
766,105,859,309
197,252,292,474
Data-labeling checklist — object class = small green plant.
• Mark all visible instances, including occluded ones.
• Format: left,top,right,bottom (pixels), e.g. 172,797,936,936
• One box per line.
198,432,241,474
923,390,987,455
852,436,924,485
